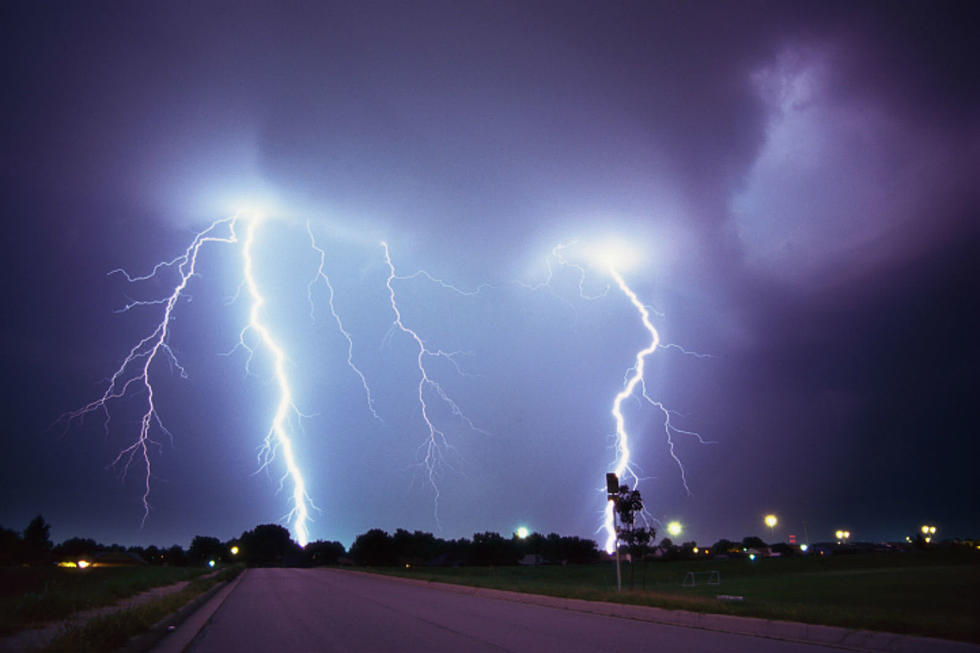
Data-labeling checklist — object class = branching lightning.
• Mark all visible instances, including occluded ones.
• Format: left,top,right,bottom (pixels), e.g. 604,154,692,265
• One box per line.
602,265,659,553
306,221,381,422
59,216,240,523
61,202,707,549
63,213,322,545
381,241,487,526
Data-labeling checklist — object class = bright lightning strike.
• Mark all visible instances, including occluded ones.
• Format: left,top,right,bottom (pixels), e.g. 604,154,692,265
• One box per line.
534,237,710,554
603,265,659,553
238,215,314,547
62,212,321,546
381,241,487,526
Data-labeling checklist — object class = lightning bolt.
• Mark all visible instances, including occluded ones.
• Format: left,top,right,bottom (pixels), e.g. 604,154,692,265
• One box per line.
381,241,486,526
602,265,658,553
306,221,381,422
62,213,319,545
237,215,313,547
59,216,240,523
601,264,713,553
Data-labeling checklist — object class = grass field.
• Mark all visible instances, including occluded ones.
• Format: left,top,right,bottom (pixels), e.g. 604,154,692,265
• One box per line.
364,550,980,643
0,565,210,635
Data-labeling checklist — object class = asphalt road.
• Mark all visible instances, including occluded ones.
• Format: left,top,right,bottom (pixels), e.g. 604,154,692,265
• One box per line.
185,568,847,653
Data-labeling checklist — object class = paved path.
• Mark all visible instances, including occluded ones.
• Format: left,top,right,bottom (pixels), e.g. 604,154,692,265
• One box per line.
184,568,860,653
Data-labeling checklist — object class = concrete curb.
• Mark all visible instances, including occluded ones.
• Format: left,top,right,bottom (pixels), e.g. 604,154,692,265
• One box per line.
337,569,980,653
126,569,247,653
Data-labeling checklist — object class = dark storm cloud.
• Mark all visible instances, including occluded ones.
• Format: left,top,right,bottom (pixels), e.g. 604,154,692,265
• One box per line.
1,0,976,546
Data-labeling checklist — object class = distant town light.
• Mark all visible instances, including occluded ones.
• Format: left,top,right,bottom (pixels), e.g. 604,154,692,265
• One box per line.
208,560,216,568
77,560,91,569
799,544,809,552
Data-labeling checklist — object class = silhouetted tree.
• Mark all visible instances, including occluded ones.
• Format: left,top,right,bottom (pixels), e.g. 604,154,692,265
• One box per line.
350,529,396,566
742,535,766,549
189,536,225,565
0,525,22,565
305,540,346,566
163,544,188,566
620,526,655,588
711,539,738,556
55,537,100,560
470,531,518,566
22,515,52,565
613,485,643,529
239,524,302,566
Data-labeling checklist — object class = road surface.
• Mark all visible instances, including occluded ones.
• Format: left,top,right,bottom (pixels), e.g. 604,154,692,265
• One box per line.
185,568,847,652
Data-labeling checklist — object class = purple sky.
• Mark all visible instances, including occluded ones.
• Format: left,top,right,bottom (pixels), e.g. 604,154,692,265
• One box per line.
1,1,976,549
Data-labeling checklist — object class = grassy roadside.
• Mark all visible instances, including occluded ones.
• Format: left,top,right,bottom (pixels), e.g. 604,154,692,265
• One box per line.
37,566,241,653
359,551,979,643
0,566,212,635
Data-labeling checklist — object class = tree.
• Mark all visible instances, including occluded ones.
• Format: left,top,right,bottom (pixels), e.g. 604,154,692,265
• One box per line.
189,536,225,565
55,537,100,560
742,535,766,549
350,529,395,566
163,544,188,566
22,515,52,565
613,485,643,529
470,531,517,566
0,525,22,565
305,540,346,566
710,538,737,556
620,526,655,588
239,524,302,566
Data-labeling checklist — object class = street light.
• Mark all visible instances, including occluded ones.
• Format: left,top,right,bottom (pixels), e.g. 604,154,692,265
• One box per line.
835,529,851,544
667,521,683,538
764,514,778,540
920,524,937,543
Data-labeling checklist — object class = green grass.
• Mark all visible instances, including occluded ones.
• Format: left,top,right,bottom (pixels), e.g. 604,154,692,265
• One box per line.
0,566,210,635
38,567,241,653
361,550,980,643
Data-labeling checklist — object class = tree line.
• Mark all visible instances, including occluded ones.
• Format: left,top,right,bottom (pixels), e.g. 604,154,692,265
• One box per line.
1,515,601,568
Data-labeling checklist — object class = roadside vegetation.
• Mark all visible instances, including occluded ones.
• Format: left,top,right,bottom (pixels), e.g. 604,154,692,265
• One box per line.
0,566,210,635
38,567,240,653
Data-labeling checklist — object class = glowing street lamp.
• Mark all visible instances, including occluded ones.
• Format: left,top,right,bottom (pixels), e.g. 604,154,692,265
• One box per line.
764,514,778,539
515,526,530,539
667,521,683,538
230,546,240,556
835,529,851,544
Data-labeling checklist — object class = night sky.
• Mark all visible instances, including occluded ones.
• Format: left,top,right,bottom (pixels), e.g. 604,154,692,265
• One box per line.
1,1,976,550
